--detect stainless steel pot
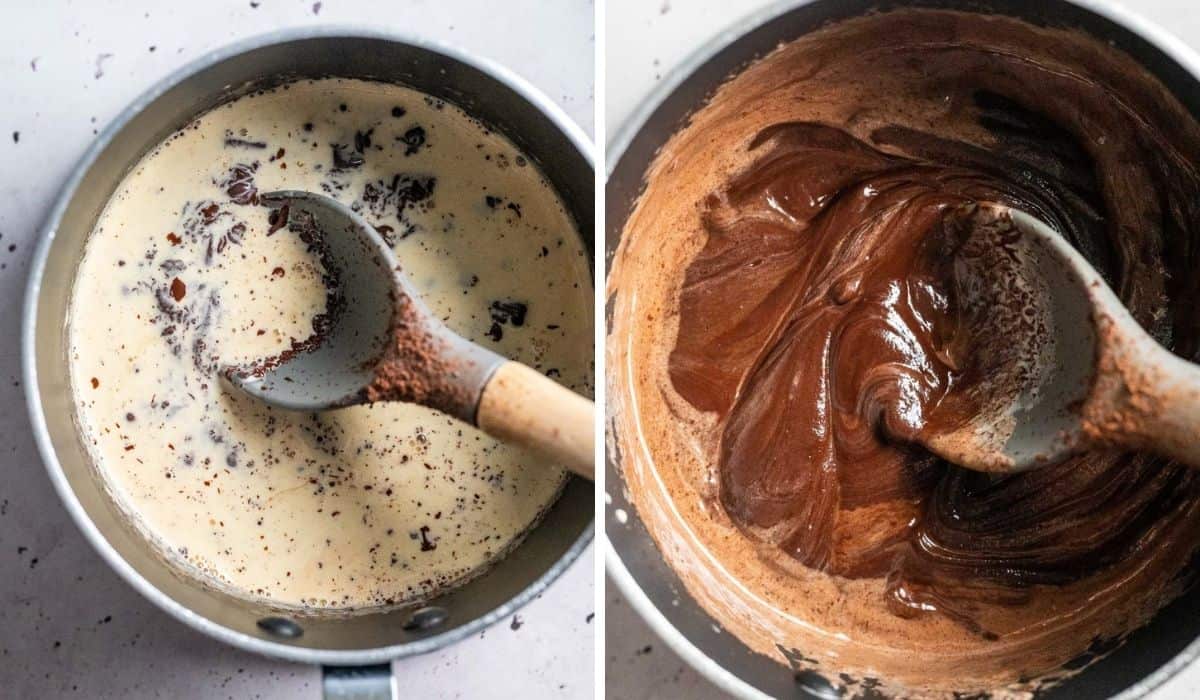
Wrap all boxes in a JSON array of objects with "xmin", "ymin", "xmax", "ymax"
[
  {"xmin": 605, "ymin": 1, "xmax": 1200, "ymax": 698},
  {"xmin": 23, "ymin": 27, "xmax": 594, "ymax": 700}
]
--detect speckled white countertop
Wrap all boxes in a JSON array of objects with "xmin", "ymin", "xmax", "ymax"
[
  {"xmin": 605, "ymin": 0, "xmax": 1200, "ymax": 698},
  {"xmin": 0, "ymin": 1, "xmax": 594, "ymax": 698}
]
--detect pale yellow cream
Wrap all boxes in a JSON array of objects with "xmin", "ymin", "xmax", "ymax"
[{"xmin": 69, "ymin": 79, "xmax": 592, "ymax": 610}]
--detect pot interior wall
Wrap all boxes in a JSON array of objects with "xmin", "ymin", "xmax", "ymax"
[
  {"xmin": 34, "ymin": 35, "xmax": 593, "ymax": 655},
  {"xmin": 605, "ymin": 1, "xmax": 1200, "ymax": 697}
]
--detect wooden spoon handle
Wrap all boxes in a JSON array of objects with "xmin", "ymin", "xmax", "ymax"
[
  {"xmin": 476, "ymin": 361, "xmax": 594, "ymax": 480},
  {"xmin": 1091, "ymin": 324, "xmax": 1200, "ymax": 467}
]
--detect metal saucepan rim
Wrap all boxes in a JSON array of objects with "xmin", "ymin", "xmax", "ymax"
[
  {"xmin": 24, "ymin": 23, "xmax": 595, "ymax": 666},
  {"xmin": 603, "ymin": 0, "xmax": 1200, "ymax": 697}
]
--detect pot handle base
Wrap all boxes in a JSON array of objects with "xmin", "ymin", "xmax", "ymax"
[{"xmin": 322, "ymin": 664, "xmax": 395, "ymax": 700}]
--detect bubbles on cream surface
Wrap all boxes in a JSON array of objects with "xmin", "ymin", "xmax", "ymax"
[{"xmin": 69, "ymin": 79, "xmax": 592, "ymax": 610}]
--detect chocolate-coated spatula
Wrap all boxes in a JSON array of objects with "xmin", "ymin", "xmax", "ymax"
[{"xmin": 922, "ymin": 203, "xmax": 1200, "ymax": 473}]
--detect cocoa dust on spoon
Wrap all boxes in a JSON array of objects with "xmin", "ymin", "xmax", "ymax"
[
  {"xmin": 228, "ymin": 201, "xmax": 471, "ymax": 419},
  {"xmin": 360, "ymin": 288, "xmax": 471, "ymax": 419}
]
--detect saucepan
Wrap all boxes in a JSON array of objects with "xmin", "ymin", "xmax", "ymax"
[
  {"xmin": 23, "ymin": 27, "xmax": 594, "ymax": 699},
  {"xmin": 605, "ymin": 0, "xmax": 1200, "ymax": 697}
]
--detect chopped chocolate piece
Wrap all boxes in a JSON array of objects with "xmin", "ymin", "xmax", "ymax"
[
  {"xmin": 169, "ymin": 277, "xmax": 187, "ymax": 302},
  {"xmin": 418, "ymin": 525, "xmax": 436, "ymax": 552},
  {"xmin": 354, "ymin": 129, "xmax": 374, "ymax": 153},
  {"xmin": 200, "ymin": 203, "xmax": 221, "ymax": 224},
  {"xmin": 398, "ymin": 126, "xmax": 426, "ymax": 156},
  {"xmin": 94, "ymin": 53, "xmax": 112, "ymax": 80},
  {"xmin": 489, "ymin": 300, "xmax": 528, "ymax": 327},
  {"xmin": 219, "ymin": 163, "xmax": 258, "ymax": 205},
  {"xmin": 332, "ymin": 143, "xmax": 364, "ymax": 169},
  {"xmin": 391, "ymin": 106, "xmax": 406, "ymax": 118},
  {"xmin": 223, "ymin": 137, "xmax": 267, "ymax": 149},
  {"xmin": 360, "ymin": 174, "xmax": 436, "ymax": 230},
  {"xmin": 267, "ymin": 205, "xmax": 290, "ymax": 236}
]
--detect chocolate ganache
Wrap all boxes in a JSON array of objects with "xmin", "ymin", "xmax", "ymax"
[
  {"xmin": 671, "ymin": 114, "xmax": 1197, "ymax": 633},
  {"xmin": 612, "ymin": 8, "xmax": 1200, "ymax": 695}
]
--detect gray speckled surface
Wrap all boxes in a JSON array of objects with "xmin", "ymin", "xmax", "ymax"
[
  {"xmin": 0, "ymin": 1, "xmax": 594, "ymax": 698},
  {"xmin": 604, "ymin": 0, "xmax": 1200, "ymax": 698}
]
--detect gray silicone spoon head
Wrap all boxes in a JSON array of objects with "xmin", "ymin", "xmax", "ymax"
[
  {"xmin": 922, "ymin": 205, "xmax": 1102, "ymax": 473},
  {"xmin": 923, "ymin": 203, "xmax": 1200, "ymax": 473},
  {"xmin": 221, "ymin": 190, "xmax": 503, "ymax": 422}
]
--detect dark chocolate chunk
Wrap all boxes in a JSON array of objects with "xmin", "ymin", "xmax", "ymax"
[
  {"xmin": 200, "ymin": 202, "xmax": 221, "ymax": 224},
  {"xmin": 223, "ymin": 137, "xmax": 267, "ymax": 149},
  {"xmin": 398, "ymin": 126, "xmax": 426, "ymax": 156},
  {"xmin": 418, "ymin": 525, "xmax": 436, "ymax": 552},
  {"xmin": 354, "ymin": 129, "xmax": 374, "ymax": 153},
  {"xmin": 489, "ymin": 300, "xmax": 528, "ymax": 327},
  {"xmin": 359, "ymin": 174, "xmax": 436, "ymax": 234},
  {"xmin": 267, "ymin": 204, "xmax": 290, "ymax": 236},
  {"xmin": 332, "ymin": 143, "xmax": 364, "ymax": 169},
  {"xmin": 220, "ymin": 163, "xmax": 258, "ymax": 205}
]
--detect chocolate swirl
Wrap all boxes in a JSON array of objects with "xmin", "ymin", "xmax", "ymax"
[{"xmin": 667, "ymin": 38, "xmax": 1200, "ymax": 634}]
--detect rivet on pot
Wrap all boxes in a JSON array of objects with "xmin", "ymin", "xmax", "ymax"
[
  {"xmin": 402, "ymin": 606, "xmax": 448, "ymax": 631},
  {"xmin": 793, "ymin": 670, "xmax": 840, "ymax": 699},
  {"xmin": 257, "ymin": 616, "xmax": 304, "ymax": 639}
]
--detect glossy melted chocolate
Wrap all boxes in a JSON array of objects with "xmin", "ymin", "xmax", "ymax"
[{"xmin": 614, "ymin": 8, "xmax": 1200, "ymax": 693}]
